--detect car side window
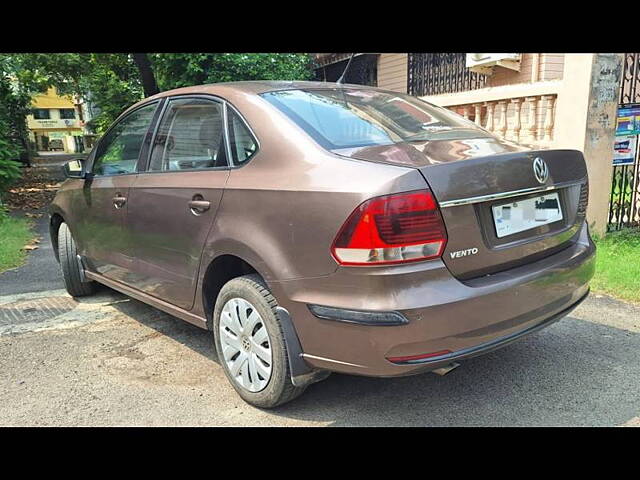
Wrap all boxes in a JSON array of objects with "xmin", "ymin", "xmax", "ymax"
[
  {"xmin": 92, "ymin": 102, "xmax": 157, "ymax": 176},
  {"xmin": 227, "ymin": 108, "xmax": 258, "ymax": 165},
  {"xmin": 149, "ymin": 98, "xmax": 228, "ymax": 171}
]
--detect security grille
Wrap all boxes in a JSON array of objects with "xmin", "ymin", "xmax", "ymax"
[
  {"xmin": 608, "ymin": 53, "xmax": 640, "ymax": 231},
  {"xmin": 407, "ymin": 53, "xmax": 488, "ymax": 96}
]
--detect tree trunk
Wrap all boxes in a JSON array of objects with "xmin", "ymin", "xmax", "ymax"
[{"xmin": 132, "ymin": 53, "xmax": 159, "ymax": 97}]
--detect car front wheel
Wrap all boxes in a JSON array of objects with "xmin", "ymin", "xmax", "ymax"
[{"xmin": 58, "ymin": 222, "xmax": 96, "ymax": 297}]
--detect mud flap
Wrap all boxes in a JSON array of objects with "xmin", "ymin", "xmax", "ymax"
[{"xmin": 275, "ymin": 306, "xmax": 330, "ymax": 388}]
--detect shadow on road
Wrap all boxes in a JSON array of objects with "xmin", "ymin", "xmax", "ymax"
[
  {"xmin": 103, "ymin": 288, "xmax": 640, "ymax": 426},
  {"xmin": 105, "ymin": 286, "xmax": 220, "ymax": 366}
]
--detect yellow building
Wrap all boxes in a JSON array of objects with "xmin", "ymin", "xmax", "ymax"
[{"xmin": 26, "ymin": 87, "xmax": 90, "ymax": 154}]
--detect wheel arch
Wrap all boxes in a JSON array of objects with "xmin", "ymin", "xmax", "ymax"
[{"xmin": 201, "ymin": 253, "xmax": 261, "ymax": 331}]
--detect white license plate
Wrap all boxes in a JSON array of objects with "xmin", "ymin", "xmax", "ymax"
[{"xmin": 492, "ymin": 192, "xmax": 563, "ymax": 238}]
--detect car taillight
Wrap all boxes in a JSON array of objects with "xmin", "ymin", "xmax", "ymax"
[{"xmin": 331, "ymin": 190, "xmax": 447, "ymax": 266}]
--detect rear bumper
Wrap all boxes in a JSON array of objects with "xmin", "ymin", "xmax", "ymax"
[
  {"xmin": 384, "ymin": 289, "xmax": 588, "ymax": 372},
  {"xmin": 269, "ymin": 222, "xmax": 596, "ymax": 377}
]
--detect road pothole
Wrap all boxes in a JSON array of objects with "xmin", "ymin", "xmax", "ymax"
[{"xmin": 0, "ymin": 296, "xmax": 79, "ymax": 325}]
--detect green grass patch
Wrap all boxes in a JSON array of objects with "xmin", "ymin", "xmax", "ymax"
[
  {"xmin": 592, "ymin": 229, "xmax": 640, "ymax": 303},
  {"xmin": 0, "ymin": 216, "xmax": 33, "ymax": 273}
]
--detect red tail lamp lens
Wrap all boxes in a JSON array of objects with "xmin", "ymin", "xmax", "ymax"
[{"xmin": 332, "ymin": 190, "xmax": 447, "ymax": 266}]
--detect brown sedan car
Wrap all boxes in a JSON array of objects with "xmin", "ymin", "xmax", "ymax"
[{"xmin": 50, "ymin": 81, "xmax": 595, "ymax": 407}]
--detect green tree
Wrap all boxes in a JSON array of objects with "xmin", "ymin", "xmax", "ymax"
[
  {"xmin": 5, "ymin": 53, "xmax": 314, "ymax": 137},
  {"xmin": 11, "ymin": 53, "xmax": 143, "ymax": 134},
  {"xmin": 81, "ymin": 54, "xmax": 144, "ymax": 133},
  {"xmin": 0, "ymin": 56, "xmax": 33, "ymax": 204},
  {"xmin": 151, "ymin": 53, "xmax": 313, "ymax": 91}
]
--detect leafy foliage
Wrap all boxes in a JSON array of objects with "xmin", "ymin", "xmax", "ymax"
[
  {"xmin": 81, "ymin": 54, "xmax": 144, "ymax": 133},
  {"xmin": 11, "ymin": 53, "xmax": 143, "ymax": 134},
  {"xmin": 151, "ymin": 53, "xmax": 314, "ymax": 90},
  {"xmin": 0, "ymin": 135, "xmax": 21, "ymax": 200},
  {"xmin": 0, "ymin": 59, "xmax": 29, "ymax": 204},
  {"xmin": 9, "ymin": 53, "xmax": 313, "ymax": 133},
  {"xmin": 8, "ymin": 53, "xmax": 314, "ymax": 136}
]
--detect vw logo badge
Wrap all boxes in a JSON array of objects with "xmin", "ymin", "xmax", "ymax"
[{"xmin": 533, "ymin": 157, "xmax": 549, "ymax": 184}]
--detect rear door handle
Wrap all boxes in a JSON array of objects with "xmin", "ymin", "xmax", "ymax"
[
  {"xmin": 113, "ymin": 195, "xmax": 127, "ymax": 209},
  {"xmin": 188, "ymin": 199, "xmax": 211, "ymax": 215}
]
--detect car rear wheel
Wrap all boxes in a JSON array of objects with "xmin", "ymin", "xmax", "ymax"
[
  {"xmin": 213, "ymin": 274, "xmax": 306, "ymax": 408},
  {"xmin": 58, "ymin": 222, "xmax": 96, "ymax": 297}
]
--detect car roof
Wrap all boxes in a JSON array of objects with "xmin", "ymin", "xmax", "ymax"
[
  {"xmin": 150, "ymin": 80, "xmax": 376, "ymax": 97},
  {"xmin": 120, "ymin": 81, "xmax": 389, "ymax": 122}
]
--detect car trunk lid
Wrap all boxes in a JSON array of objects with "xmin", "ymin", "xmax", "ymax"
[{"xmin": 334, "ymin": 139, "xmax": 589, "ymax": 279}]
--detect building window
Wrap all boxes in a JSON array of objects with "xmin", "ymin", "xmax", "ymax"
[
  {"xmin": 59, "ymin": 109, "xmax": 76, "ymax": 119},
  {"xmin": 314, "ymin": 54, "xmax": 379, "ymax": 87},
  {"xmin": 32, "ymin": 109, "xmax": 50, "ymax": 120}
]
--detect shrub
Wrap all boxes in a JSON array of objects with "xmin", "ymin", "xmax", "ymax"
[{"xmin": 0, "ymin": 131, "xmax": 21, "ymax": 218}]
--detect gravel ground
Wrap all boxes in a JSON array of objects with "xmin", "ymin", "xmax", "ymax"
[{"xmin": 0, "ymin": 286, "xmax": 638, "ymax": 426}]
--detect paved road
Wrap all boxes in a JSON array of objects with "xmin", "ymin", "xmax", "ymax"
[
  {"xmin": 1, "ymin": 182, "xmax": 638, "ymax": 425},
  {"xmin": 0, "ymin": 283, "xmax": 639, "ymax": 426}
]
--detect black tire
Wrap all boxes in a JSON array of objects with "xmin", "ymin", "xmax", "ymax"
[
  {"xmin": 213, "ymin": 274, "xmax": 306, "ymax": 408},
  {"xmin": 58, "ymin": 222, "xmax": 96, "ymax": 297}
]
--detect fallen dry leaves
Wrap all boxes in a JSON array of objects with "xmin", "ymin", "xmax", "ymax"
[
  {"xmin": 6, "ymin": 168, "xmax": 62, "ymax": 212},
  {"xmin": 22, "ymin": 236, "xmax": 41, "ymax": 251}
]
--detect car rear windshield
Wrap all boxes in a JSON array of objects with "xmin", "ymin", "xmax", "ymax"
[{"xmin": 260, "ymin": 88, "xmax": 491, "ymax": 150}]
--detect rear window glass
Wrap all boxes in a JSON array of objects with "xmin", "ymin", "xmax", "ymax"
[{"xmin": 260, "ymin": 88, "xmax": 490, "ymax": 150}]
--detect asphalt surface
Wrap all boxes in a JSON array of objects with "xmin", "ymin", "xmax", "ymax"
[
  {"xmin": 1, "ymin": 185, "xmax": 639, "ymax": 425},
  {"xmin": 0, "ymin": 283, "xmax": 639, "ymax": 426}
]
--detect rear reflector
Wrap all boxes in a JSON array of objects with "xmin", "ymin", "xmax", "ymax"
[
  {"xmin": 387, "ymin": 350, "xmax": 452, "ymax": 364},
  {"xmin": 332, "ymin": 190, "xmax": 447, "ymax": 265}
]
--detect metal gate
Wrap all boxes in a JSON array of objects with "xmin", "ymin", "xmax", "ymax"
[{"xmin": 608, "ymin": 53, "xmax": 640, "ymax": 231}]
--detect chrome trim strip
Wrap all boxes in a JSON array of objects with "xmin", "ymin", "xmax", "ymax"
[
  {"xmin": 438, "ymin": 181, "xmax": 583, "ymax": 208},
  {"xmin": 301, "ymin": 353, "xmax": 366, "ymax": 369}
]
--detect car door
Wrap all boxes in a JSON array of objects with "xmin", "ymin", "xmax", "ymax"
[
  {"xmin": 76, "ymin": 101, "xmax": 160, "ymax": 283},
  {"xmin": 125, "ymin": 96, "xmax": 231, "ymax": 310}
]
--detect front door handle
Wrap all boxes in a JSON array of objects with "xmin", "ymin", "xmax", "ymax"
[
  {"xmin": 113, "ymin": 195, "xmax": 127, "ymax": 209},
  {"xmin": 188, "ymin": 198, "xmax": 211, "ymax": 215}
]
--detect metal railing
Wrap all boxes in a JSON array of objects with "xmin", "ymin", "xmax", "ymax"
[
  {"xmin": 608, "ymin": 156, "xmax": 640, "ymax": 231},
  {"xmin": 407, "ymin": 53, "xmax": 488, "ymax": 96},
  {"xmin": 608, "ymin": 53, "xmax": 640, "ymax": 230}
]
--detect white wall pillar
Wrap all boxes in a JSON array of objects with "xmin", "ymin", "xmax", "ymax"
[{"xmin": 553, "ymin": 53, "xmax": 623, "ymax": 235}]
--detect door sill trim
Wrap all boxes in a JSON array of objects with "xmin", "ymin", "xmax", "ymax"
[{"xmin": 85, "ymin": 271, "xmax": 208, "ymax": 330}]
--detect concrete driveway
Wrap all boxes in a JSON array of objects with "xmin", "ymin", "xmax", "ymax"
[{"xmin": 1, "ymin": 277, "xmax": 639, "ymax": 425}]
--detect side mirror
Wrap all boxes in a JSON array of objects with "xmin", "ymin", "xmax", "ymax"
[{"xmin": 63, "ymin": 159, "xmax": 87, "ymax": 179}]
